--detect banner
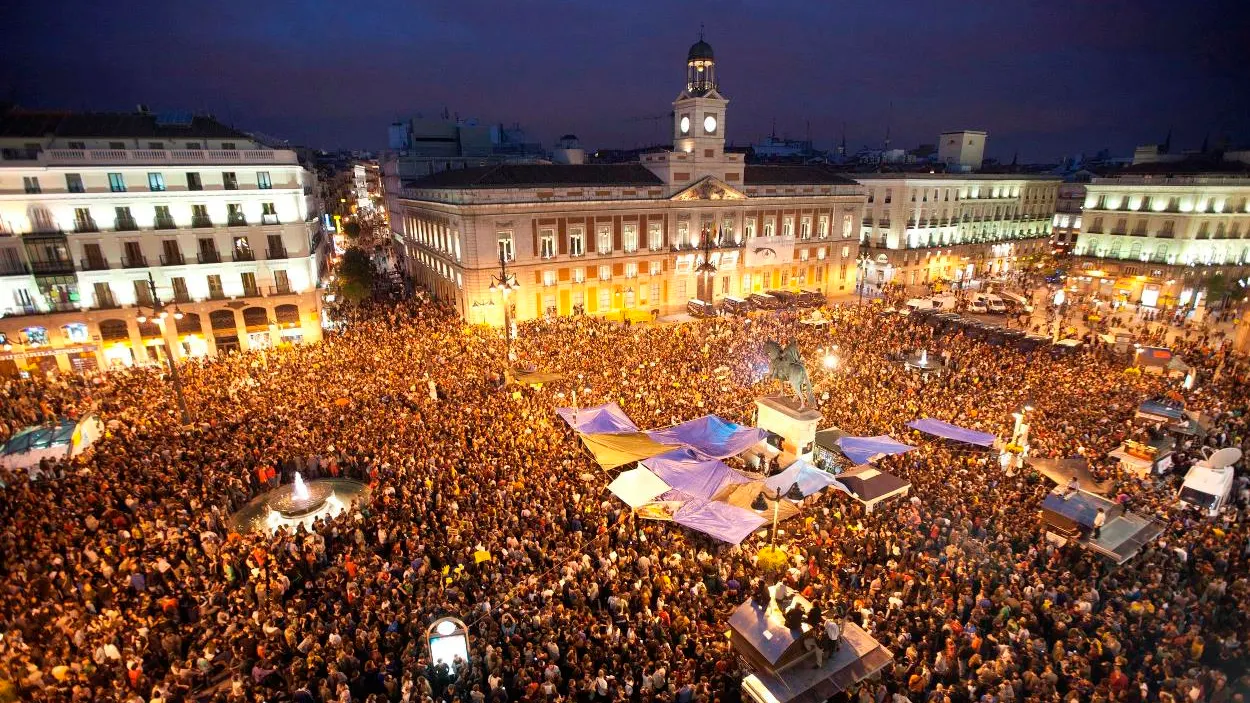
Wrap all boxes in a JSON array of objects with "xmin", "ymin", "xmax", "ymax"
[{"xmin": 744, "ymin": 235, "xmax": 795, "ymax": 268}]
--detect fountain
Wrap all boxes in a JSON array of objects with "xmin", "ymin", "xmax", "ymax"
[
  {"xmin": 293, "ymin": 471, "xmax": 309, "ymax": 502},
  {"xmin": 224, "ymin": 471, "xmax": 369, "ymax": 534},
  {"xmin": 919, "ymin": 349, "xmax": 928, "ymax": 366}
]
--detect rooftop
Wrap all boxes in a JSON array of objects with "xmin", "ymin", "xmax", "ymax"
[
  {"xmin": 0, "ymin": 109, "xmax": 251, "ymax": 140},
  {"xmin": 405, "ymin": 163, "xmax": 664, "ymax": 189},
  {"xmin": 743, "ymin": 165, "xmax": 860, "ymax": 186}
]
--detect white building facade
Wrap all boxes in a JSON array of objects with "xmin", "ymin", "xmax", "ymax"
[
  {"xmin": 0, "ymin": 111, "xmax": 326, "ymax": 375},
  {"xmin": 1070, "ymin": 173, "xmax": 1250, "ymax": 307},
  {"xmin": 854, "ymin": 173, "xmax": 1060, "ymax": 290},
  {"xmin": 388, "ymin": 39, "xmax": 867, "ymax": 325}
]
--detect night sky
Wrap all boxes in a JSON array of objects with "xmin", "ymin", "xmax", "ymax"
[{"xmin": 5, "ymin": 0, "xmax": 1248, "ymax": 162}]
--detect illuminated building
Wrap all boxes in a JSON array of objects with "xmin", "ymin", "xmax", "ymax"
[
  {"xmin": 389, "ymin": 38, "xmax": 867, "ymax": 324},
  {"xmin": 0, "ymin": 109, "xmax": 327, "ymax": 375}
]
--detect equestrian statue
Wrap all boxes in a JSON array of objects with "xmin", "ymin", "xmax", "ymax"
[{"xmin": 764, "ymin": 339, "xmax": 815, "ymax": 407}]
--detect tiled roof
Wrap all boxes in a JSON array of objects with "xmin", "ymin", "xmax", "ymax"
[
  {"xmin": 0, "ymin": 110, "xmax": 250, "ymax": 140},
  {"xmin": 743, "ymin": 165, "xmax": 859, "ymax": 186},
  {"xmin": 406, "ymin": 164, "xmax": 665, "ymax": 189}
]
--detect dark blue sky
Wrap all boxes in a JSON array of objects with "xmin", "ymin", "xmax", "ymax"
[{"xmin": 5, "ymin": 0, "xmax": 1248, "ymax": 161}]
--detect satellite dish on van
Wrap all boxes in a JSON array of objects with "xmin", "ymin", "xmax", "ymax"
[{"xmin": 1206, "ymin": 447, "xmax": 1242, "ymax": 469}]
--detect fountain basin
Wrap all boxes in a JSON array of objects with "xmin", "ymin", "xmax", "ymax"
[{"xmin": 228, "ymin": 478, "xmax": 369, "ymax": 534}]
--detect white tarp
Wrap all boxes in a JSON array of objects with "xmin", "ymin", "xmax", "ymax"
[{"xmin": 607, "ymin": 467, "xmax": 672, "ymax": 508}]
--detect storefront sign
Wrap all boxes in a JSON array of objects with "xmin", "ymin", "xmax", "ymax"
[{"xmin": 0, "ymin": 344, "xmax": 97, "ymax": 361}]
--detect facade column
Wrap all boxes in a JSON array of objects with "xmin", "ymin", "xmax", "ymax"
[{"xmin": 126, "ymin": 321, "xmax": 147, "ymax": 366}]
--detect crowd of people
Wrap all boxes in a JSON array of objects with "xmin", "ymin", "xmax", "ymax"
[{"xmin": 0, "ymin": 289, "xmax": 1247, "ymax": 703}]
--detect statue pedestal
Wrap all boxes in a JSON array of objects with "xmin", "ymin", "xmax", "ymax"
[{"xmin": 755, "ymin": 396, "xmax": 822, "ymax": 463}]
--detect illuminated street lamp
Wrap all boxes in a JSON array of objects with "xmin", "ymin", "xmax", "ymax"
[
  {"xmin": 1051, "ymin": 288, "xmax": 1067, "ymax": 342},
  {"xmin": 751, "ymin": 482, "xmax": 805, "ymax": 545},
  {"xmin": 134, "ymin": 272, "xmax": 191, "ymax": 425},
  {"xmin": 856, "ymin": 253, "xmax": 871, "ymax": 305},
  {"xmin": 488, "ymin": 252, "xmax": 519, "ymax": 372}
]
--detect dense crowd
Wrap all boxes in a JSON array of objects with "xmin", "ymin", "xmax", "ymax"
[{"xmin": 0, "ymin": 291, "xmax": 1247, "ymax": 703}]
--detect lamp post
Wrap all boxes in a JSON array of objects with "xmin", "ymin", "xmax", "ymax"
[
  {"xmin": 695, "ymin": 225, "xmax": 718, "ymax": 305},
  {"xmin": 751, "ymin": 482, "xmax": 805, "ymax": 546},
  {"xmin": 1051, "ymin": 288, "xmax": 1066, "ymax": 342},
  {"xmin": 135, "ymin": 272, "xmax": 192, "ymax": 425},
  {"xmin": 488, "ymin": 252, "xmax": 519, "ymax": 375},
  {"xmin": 856, "ymin": 253, "xmax": 870, "ymax": 305}
]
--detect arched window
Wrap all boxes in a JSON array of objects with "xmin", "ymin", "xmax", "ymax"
[
  {"xmin": 274, "ymin": 304, "xmax": 299, "ymax": 326},
  {"xmin": 242, "ymin": 307, "xmax": 269, "ymax": 330},
  {"xmin": 209, "ymin": 310, "xmax": 238, "ymax": 331},
  {"xmin": 175, "ymin": 312, "xmax": 202, "ymax": 335},
  {"xmin": 99, "ymin": 319, "xmax": 130, "ymax": 342}
]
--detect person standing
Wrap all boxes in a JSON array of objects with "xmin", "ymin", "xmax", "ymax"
[{"xmin": 1093, "ymin": 508, "xmax": 1106, "ymax": 539}]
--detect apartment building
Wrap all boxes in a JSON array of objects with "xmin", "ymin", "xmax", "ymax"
[{"xmin": 0, "ymin": 110, "xmax": 327, "ymax": 375}]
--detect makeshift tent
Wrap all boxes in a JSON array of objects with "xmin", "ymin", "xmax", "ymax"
[
  {"xmin": 836, "ymin": 466, "xmax": 911, "ymax": 513},
  {"xmin": 556, "ymin": 403, "xmax": 640, "ymax": 434},
  {"xmin": 578, "ymin": 432, "xmax": 680, "ymax": 470},
  {"xmin": 715, "ymin": 481, "xmax": 804, "ymax": 522},
  {"xmin": 836, "ymin": 435, "xmax": 916, "ymax": 465},
  {"xmin": 673, "ymin": 498, "xmax": 768, "ymax": 545},
  {"xmin": 647, "ymin": 415, "xmax": 768, "ymax": 460},
  {"xmin": 906, "ymin": 418, "xmax": 996, "ymax": 447},
  {"xmin": 508, "ymin": 368, "xmax": 565, "ymax": 386},
  {"xmin": 641, "ymin": 448, "xmax": 754, "ymax": 501},
  {"xmin": 763, "ymin": 459, "xmax": 847, "ymax": 498},
  {"xmin": 607, "ymin": 467, "xmax": 672, "ymax": 508},
  {"xmin": 1026, "ymin": 456, "xmax": 1111, "ymax": 495},
  {"xmin": 0, "ymin": 414, "xmax": 104, "ymax": 473},
  {"xmin": 1136, "ymin": 398, "xmax": 1185, "ymax": 422}
]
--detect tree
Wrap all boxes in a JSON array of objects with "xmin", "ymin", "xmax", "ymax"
[
  {"xmin": 336, "ymin": 248, "xmax": 374, "ymax": 304},
  {"xmin": 1204, "ymin": 273, "xmax": 1229, "ymax": 308},
  {"xmin": 342, "ymin": 220, "xmax": 362, "ymax": 240}
]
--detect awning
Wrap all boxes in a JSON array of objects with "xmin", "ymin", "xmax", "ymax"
[
  {"xmin": 836, "ymin": 435, "xmax": 916, "ymax": 465},
  {"xmin": 673, "ymin": 498, "xmax": 768, "ymax": 545},
  {"xmin": 578, "ymin": 432, "xmax": 680, "ymax": 470},
  {"xmin": 715, "ymin": 481, "xmax": 804, "ymax": 522},
  {"xmin": 1026, "ymin": 456, "xmax": 1111, "ymax": 495},
  {"xmin": 647, "ymin": 415, "xmax": 767, "ymax": 460},
  {"xmin": 607, "ymin": 467, "xmax": 672, "ymax": 508},
  {"xmin": 837, "ymin": 466, "xmax": 911, "ymax": 503},
  {"xmin": 641, "ymin": 448, "xmax": 753, "ymax": 501},
  {"xmin": 763, "ymin": 459, "xmax": 848, "ymax": 498},
  {"xmin": 906, "ymin": 418, "xmax": 996, "ymax": 447},
  {"xmin": 556, "ymin": 402, "xmax": 640, "ymax": 434}
]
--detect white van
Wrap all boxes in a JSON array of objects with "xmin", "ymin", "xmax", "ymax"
[
  {"xmin": 905, "ymin": 298, "xmax": 940, "ymax": 314},
  {"xmin": 967, "ymin": 296, "xmax": 988, "ymax": 313},
  {"xmin": 984, "ymin": 294, "xmax": 1007, "ymax": 314},
  {"xmin": 929, "ymin": 295, "xmax": 957, "ymax": 311},
  {"xmin": 1177, "ymin": 448, "xmax": 1240, "ymax": 517}
]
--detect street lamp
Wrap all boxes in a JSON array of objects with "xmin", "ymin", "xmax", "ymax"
[
  {"xmin": 751, "ymin": 482, "xmax": 805, "ymax": 545},
  {"xmin": 135, "ymin": 272, "xmax": 191, "ymax": 425},
  {"xmin": 695, "ymin": 225, "xmax": 718, "ymax": 304},
  {"xmin": 1051, "ymin": 288, "xmax": 1066, "ymax": 342},
  {"xmin": 856, "ymin": 253, "xmax": 871, "ymax": 305},
  {"xmin": 488, "ymin": 252, "xmax": 519, "ymax": 373}
]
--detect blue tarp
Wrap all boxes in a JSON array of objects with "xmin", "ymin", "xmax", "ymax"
[
  {"xmin": 556, "ymin": 403, "xmax": 640, "ymax": 434},
  {"xmin": 647, "ymin": 415, "xmax": 768, "ymax": 460},
  {"xmin": 642, "ymin": 448, "xmax": 754, "ymax": 500},
  {"xmin": 906, "ymin": 418, "xmax": 997, "ymax": 447},
  {"xmin": 763, "ymin": 459, "xmax": 847, "ymax": 498},
  {"xmin": 836, "ymin": 435, "xmax": 917, "ymax": 465},
  {"xmin": 673, "ymin": 498, "xmax": 768, "ymax": 545}
]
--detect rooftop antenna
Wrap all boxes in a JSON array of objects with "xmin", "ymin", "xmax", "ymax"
[
  {"xmin": 699, "ymin": 22, "xmax": 705, "ymax": 41},
  {"xmin": 839, "ymin": 122, "xmax": 847, "ymax": 158},
  {"xmin": 770, "ymin": 117, "xmax": 777, "ymax": 141}
]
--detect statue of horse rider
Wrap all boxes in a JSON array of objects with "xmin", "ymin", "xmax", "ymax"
[{"xmin": 764, "ymin": 339, "xmax": 815, "ymax": 407}]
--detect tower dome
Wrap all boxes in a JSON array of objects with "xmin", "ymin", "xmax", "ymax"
[
  {"xmin": 687, "ymin": 39, "xmax": 714, "ymax": 62},
  {"xmin": 685, "ymin": 34, "xmax": 717, "ymax": 96}
]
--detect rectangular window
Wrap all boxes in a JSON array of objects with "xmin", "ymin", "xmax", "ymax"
[
  {"xmin": 23, "ymin": 176, "xmax": 40, "ymax": 194},
  {"xmin": 649, "ymin": 261, "xmax": 662, "ymax": 276},
  {"xmin": 161, "ymin": 239, "xmax": 181, "ymax": 265},
  {"xmin": 799, "ymin": 217, "xmax": 811, "ymax": 239},
  {"xmin": 66, "ymin": 173, "xmax": 84, "ymax": 193},
  {"xmin": 267, "ymin": 234, "xmax": 286, "ymax": 258},
  {"xmin": 227, "ymin": 204, "xmax": 246, "ymax": 226},
  {"xmin": 115, "ymin": 206, "xmax": 137, "ymax": 231},
  {"xmin": 497, "ymin": 232, "xmax": 514, "ymax": 262},
  {"xmin": 763, "ymin": 219, "xmax": 775, "ymax": 237},
  {"xmin": 256, "ymin": 171, "xmax": 272, "ymax": 189},
  {"xmin": 261, "ymin": 202, "xmax": 278, "ymax": 224},
  {"xmin": 148, "ymin": 142, "xmax": 163, "ymax": 149},
  {"xmin": 108, "ymin": 173, "xmax": 126, "ymax": 192},
  {"xmin": 240, "ymin": 272, "xmax": 259, "ymax": 297},
  {"xmin": 221, "ymin": 142, "xmax": 236, "ymax": 150},
  {"xmin": 569, "ymin": 227, "xmax": 585, "ymax": 257},
  {"xmin": 92, "ymin": 282, "xmax": 114, "ymax": 308},
  {"xmin": 623, "ymin": 224, "xmax": 638, "ymax": 253},
  {"xmin": 597, "ymin": 225, "xmax": 612, "ymax": 254},
  {"xmin": 154, "ymin": 205, "xmax": 174, "ymax": 229},
  {"xmin": 273, "ymin": 270, "xmax": 291, "ymax": 295},
  {"xmin": 187, "ymin": 172, "xmax": 203, "ymax": 191},
  {"xmin": 624, "ymin": 262, "xmax": 638, "ymax": 278},
  {"xmin": 598, "ymin": 287, "xmax": 611, "ymax": 310},
  {"xmin": 223, "ymin": 172, "xmax": 238, "ymax": 190},
  {"xmin": 67, "ymin": 141, "xmax": 85, "ymax": 149},
  {"xmin": 744, "ymin": 218, "xmax": 755, "ymax": 239},
  {"xmin": 782, "ymin": 217, "xmax": 793, "ymax": 237},
  {"xmin": 677, "ymin": 221, "xmax": 690, "ymax": 247},
  {"xmin": 572, "ymin": 267, "xmax": 585, "ymax": 283},
  {"xmin": 539, "ymin": 228, "xmax": 556, "ymax": 258},
  {"xmin": 133, "ymin": 279, "xmax": 153, "ymax": 306},
  {"xmin": 73, "ymin": 208, "xmax": 97, "ymax": 233},
  {"xmin": 171, "ymin": 277, "xmax": 190, "ymax": 303},
  {"xmin": 148, "ymin": 172, "xmax": 166, "ymax": 191},
  {"xmin": 648, "ymin": 222, "xmax": 663, "ymax": 251},
  {"xmin": 818, "ymin": 216, "xmax": 829, "ymax": 237},
  {"xmin": 598, "ymin": 264, "xmax": 611, "ymax": 281},
  {"xmin": 192, "ymin": 204, "xmax": 211, "ymax": 228},
  {"xmin": 542, "ymin": 270, "xmax": 557, "ymax": 286}
]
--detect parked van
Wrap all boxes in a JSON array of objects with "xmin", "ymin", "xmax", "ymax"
[
  {"xmin": 905, "ymin": 298, "xmax": 940, "ymax": 314},
  {"xmin": 929, "ymin": 295, "xmax": 958, "ymax": 311},
  {"xmin": 1177, "ymin": 448, "xmax": 1241, "ymax": 517},
  {"xmin": 967, "ymin": 296, "xmax": 988, "ymax": 313},
  {"xmin": 984, "ymin": 294, "xmax": 1007, "ymax": 314},
  {"xmin": 721, "ymin": 296, "xmax": 752, "ymax": 315},
  {"xmin": 748, "ymin": 292, "xmax": 783, "ymax": 310},
  {"xmin": 1000, "ymin": 291, "xmax": 1033, "ymax": 313}
]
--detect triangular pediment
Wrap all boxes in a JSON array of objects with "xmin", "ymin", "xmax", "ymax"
[
  {"xmin": 676, "ymin": 87, "xmax": 727, "ymax": 102},
  {"xmin": 671, "ymin": 176, "xmax": 746, "ymax": 201}
]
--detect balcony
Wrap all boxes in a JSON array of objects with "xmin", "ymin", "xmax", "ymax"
[
  {"xmin": 80, "ymin": 257, "xmax": 111, "ymax": 271},
  {"xmin": 268, "ymin": 284, "xmax": 293, "ymax": 296},
  {"xmin": 121, "ymin": 254, "xmax": 148, "ymax": 269},
  {"xmin": 92, "ymin": 293, "xmax": 119, "ymax": 310},
  {"xmin": 198, "ymin": 250, "xmax": 222, "ymax": 264},
  {"xmin": 47, "ymin": 301, "xmax": 79, "ymax": 313},
  {"xmin": 159, "ymin": 253, "xmax": 185, "ymax": 266},
  {"xmin": 241, "ymin": 284, "xmax": 261, "ymax": 298},
  {"xmin": 27, "ymin": 148, "xmax": 299, "ymax": 166},
  {"xmin": 0, "ymin": 260, "xmax": 29, "ymax": 276},
  {"xmin": 266, "ymin": 247, "xmax": 288, "ymax": 259},
  {"xmin": 206, "ymin": 288, "xmax": 227, "ymax": 300},
  {"xmin": 154, "ymin": 217, "xmax": 177, "ymax": 230},
  {"xmin": 115, "ymin": 218, "xmax": 139, "ymax": 232},
  {"xmin": 74, "ymin": 221, "xmax": 99, "ymax": 233},
  {"xmin": 227, "ymin": 215, "xmax": 248, "ymax": 227},
  {"xmin": 232, "ymin": 248, "xmax": 256, "ymax": 262},
  {"xmin": 191, "ymin": 217, "xmax": 213, "ymax": 229},
  {"xmin": 261, "ymin": 214, "xmax": 280, "ymax": 225},
  {"xmin": 29, "ymin": 259, "xmax": 75, "ymax": 275}
]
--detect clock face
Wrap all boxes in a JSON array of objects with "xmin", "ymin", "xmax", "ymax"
[
  {"xmin": 679, "ymin": 116, "xmax": 691, "ymax": 134},
  {"xmin": 704, "ymin": 114, "xmax": 717, "ymax": 134}
]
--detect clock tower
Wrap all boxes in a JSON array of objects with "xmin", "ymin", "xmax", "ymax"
[{"xmin": 673, "ymin": 35, "xmax": 728, "ymax": 157}]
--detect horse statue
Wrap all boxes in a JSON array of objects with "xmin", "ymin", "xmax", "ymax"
[{"xmin": 764, "ymin": 339, "xmax": 815, "ymax": 407}]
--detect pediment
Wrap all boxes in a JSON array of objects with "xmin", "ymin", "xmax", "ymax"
[{"xmin": 671, "ymin": 176, "xmax": 746, "ymax": 202}]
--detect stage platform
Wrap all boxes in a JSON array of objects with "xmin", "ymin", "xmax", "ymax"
[
  {"xmin": 741, "ymin": 622, "xmax": 892, "ymax": 703},
  {"xmin": 1040, "ymin": 489, "xmax": 1164, "ymax": 564}
]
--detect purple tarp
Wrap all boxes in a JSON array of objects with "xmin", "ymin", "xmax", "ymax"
[
  {"xmin": 673, "ymin": 498, "xmax": 768, "ymax": 545},
  {"xmin": 906, "ymin": 418, "xmax": 996, "ymax": 447},
  {"xmin": 642, "ymin": 448, "xmax": 754, "ymax": 500},
  {"xmin": 836, "ymin": 435, "xmax": 917, "ymax": 465},
  {"xmin": 647, "ymin": 415, "xmax": 768, "ymax": 460},
  {"xmin": 556, "ymin": 403, "xmax": 639, "ymax": 434},
  {"xmin": 763, "ymin": 459, "xmax": 847, "ymax": 498}
]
